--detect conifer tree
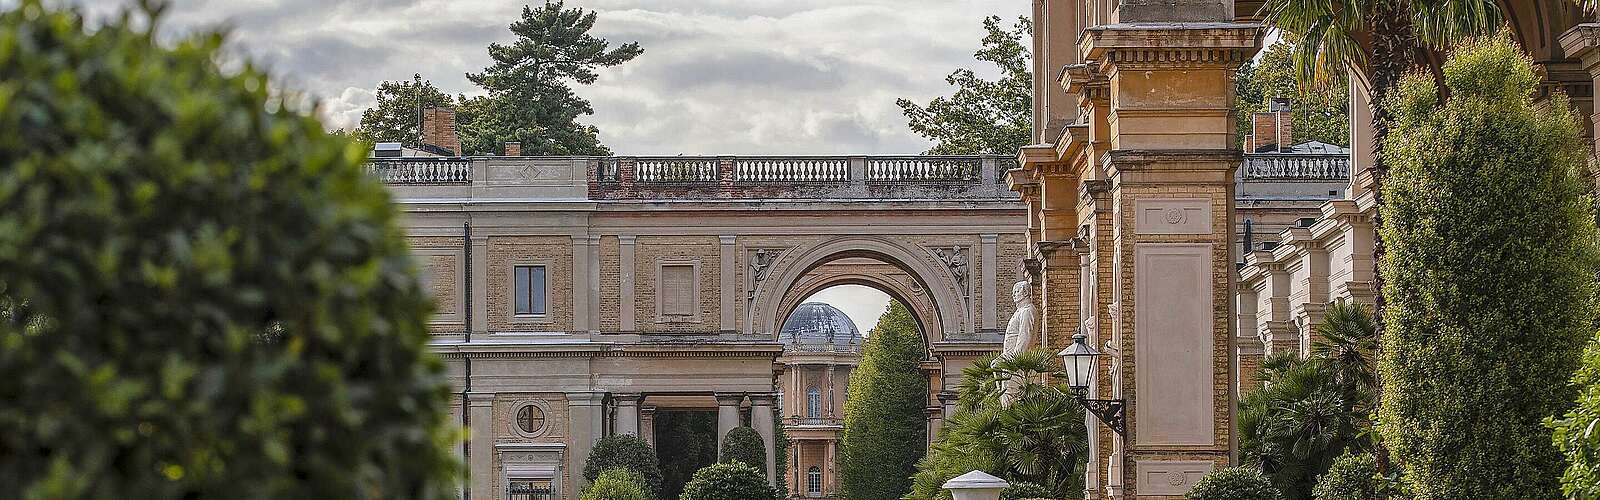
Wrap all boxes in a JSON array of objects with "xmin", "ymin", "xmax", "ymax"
[{"xmin": 838, "ymin": 302, "xmax": 928, "ymax": 500}]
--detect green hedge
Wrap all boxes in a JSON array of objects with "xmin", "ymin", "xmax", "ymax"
[
  {"xmin": 678, "ymin": 462, "xmax": 777, "ymax": 500},
  {"xmin": 1378, "ymin": 30, "xmax": 1596, "ymax": 499},
  {"xmin": 585, "ymin": 435, "xmax": 663, "ymax": 497},
  {"xmin": 0, "ymin": 1, "xmax": 458, "ymax": 497},
  {"xmin": 719, "ymin": 426, "xmax": 765, "ymax": 469},
  {"xmin": 583, "ymin": 468, "xmax": 650, "ymax": 500},
  {"xmin": 1187, "ymin": 467, "xmax": 1281, "ymax": 500},
  {"xmin": 1311, "ymin": 454, "xmax": 1375, "ymax": 500}
]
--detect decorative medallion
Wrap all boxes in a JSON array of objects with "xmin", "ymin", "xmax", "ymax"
[
  {"xmin": 518, "ymin": 165, "xmax": 545, "ymax": 181},
  {"xmin": 1163, "ymin": 208, "xmax": 1187, "ymax": 225},
  {"xmin": 1168, "ymin": 475, "xmax": 1186, "ymax": 487}
]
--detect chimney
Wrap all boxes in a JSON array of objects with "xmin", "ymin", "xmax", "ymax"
[
  {"xmin": 1250, "ymin": 97, "xmax": 1293, "ymax": 152},
  {"xmin": 504, "ymin": 141, "xmax": 522, "ymax": 156},
  {"xmin": 419, "ymin": 107, "xmax": 460, "ymax": 156}
]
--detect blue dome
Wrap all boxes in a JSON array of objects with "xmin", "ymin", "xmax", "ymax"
[{"xmin": 779, "ymin": 302, "xmax": 861, "ymax": 349}]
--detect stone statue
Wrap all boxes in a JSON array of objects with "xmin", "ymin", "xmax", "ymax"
[{"xmin": 996, "ymin": 281, "xmax": 1036, "ymax": 405}]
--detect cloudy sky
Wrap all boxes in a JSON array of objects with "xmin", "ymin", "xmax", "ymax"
[
  {"xmin": 78, "ymin": 0, "xmax": 1029, "ymax": 156},
  {"xmin": 72, "ymin": 0, "xmax": 1029, "ymax": 331}
]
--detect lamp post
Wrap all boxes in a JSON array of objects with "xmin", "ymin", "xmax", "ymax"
[{"xmin": 1059, "ymin": 329, "xmax": 1126, "ymax": 436}]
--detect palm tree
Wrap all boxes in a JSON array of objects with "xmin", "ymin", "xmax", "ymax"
[
  {"xmin": 1311, "ymin": 301, "xmax": 1378, "ymax": 394},
  {"xmin": 1241, "ymin": 354, "xmax": 1371, "ymax": 499}
]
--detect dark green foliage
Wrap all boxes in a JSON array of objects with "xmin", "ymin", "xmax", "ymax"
[
  {"xmin": 678, "ymin": 462, "xmax": 778, "ymax": 500},
  {"xmin": 1311, "ymin": 454, "xmax": 1376, "ymax": 500},
  {"xmin": 1240, "ymin": 303, "xmax": 1375, "ymax": 499},
  {"xmin": 0, "ymin": 1, "xmax": 459, "ymax": 498},
  {"xmin": 907, "ymin": 350, "xmax": 1087, "ymax": 500},
  {"xmin": 897, "ymin": 16, "xmax": 1031, "ymax": 155},
  {"xmin": 583, "ymin": 468, "xmax": 649, "ymax": 500},
  {"xmin": 774, "ymin": 416, "xmax": 790, "ymax": 499},
  {"xmin": 1552, "ymin": 334, "xmax": 1600, "ymax": 498},
  {"xmin": 719, "ymin": 427, "xmax": 765, "ymax": 469},
  {"xmin": 1233, "ymin": 40, "xmax": 1350, "ymax": 149},
  {"xmin": 1187, "ymin": 467, "xmax": 1283, "ymax": 500},
  {"xmin": 840, "ymin": 302, "xmax": 929, "ymax": 500},
  {"xmin": 656, "ymin": 411, "xmax": 718, "ymax": 500},
  {"xmin": 586, "ymin": 435, "xmax": 663, "ymax": 497},
  {"xmin": 1379, "ymin": 31, "xmax": 1597, "ymax": 498},
  {"xmin": 1000, "ymin": 481, "xmax": 1050, "ymax": 500},
  {"xmin": 353, "ymin": 74, "xmax": 455, "ymax": 146},
  {"xmin": 458, "ymin": 0, "xmax": 642, "ymax": 156}
]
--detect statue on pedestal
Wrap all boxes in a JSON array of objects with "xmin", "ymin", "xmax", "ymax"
[{"xmin": 996, "ymin": 281, "xmax": 1036, "ymax": 405}]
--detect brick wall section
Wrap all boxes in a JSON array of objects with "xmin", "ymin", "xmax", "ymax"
[
  {"xmin": 485, "ymin": 236, "xmax": 574, "ymax": 332},
  {"xmin": 491, "ymin": 394, "xmax": 569, "ymax": 499},
  {"xmin": 635, "ymin": 235, "xmax": 721, "ymax": 333},
  {"xmin": 411, "ymin": 236, "xmax": 465, "ymax": 333},
  {"xmin": 420, "ymin": 107, "xmax": 460, "ymax": 155}
]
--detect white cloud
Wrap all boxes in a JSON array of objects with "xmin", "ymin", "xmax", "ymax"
[{"xmin": 70, "ymin": 0, "xmax": 1028, "ymax": 154}]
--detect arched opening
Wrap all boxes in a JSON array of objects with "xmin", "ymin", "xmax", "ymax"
[{"xmin": 776, "ymin": 283, "xmax": 926, "ymax": 499}]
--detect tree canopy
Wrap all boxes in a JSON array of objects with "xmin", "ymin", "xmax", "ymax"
[
  {"xmin": 897, "ymin": 15, "xmax": 1032, "ymax": 156},
  {"xmin": 0, "ymin": 1, "xmax": 459, "ymax": 497},
  {"xmin": 355, "ymin": 1, "xmax": 641, "ymax": 156},
  {"xmin": 1234, "ymin": 40, "xmax": 1350, "ymax": 148}
]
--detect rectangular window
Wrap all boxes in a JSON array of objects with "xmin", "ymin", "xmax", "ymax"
[
  {"xmin": 513, "ymin": 265, "xmax": 547, "ymax": 316},
  {"xmin": 659, "ymin": 264, "xmax": 695, "ymax": 316}
]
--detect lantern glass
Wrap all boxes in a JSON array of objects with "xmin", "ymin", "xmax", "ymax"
[{"xmin": 1058, "ymin": 332, "xmax": 1099, "ymax": 391}]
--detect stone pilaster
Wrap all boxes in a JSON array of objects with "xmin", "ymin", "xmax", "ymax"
[
  {"xmin": 612, "ymin": 393, "xmax": 641, "ymax": 436},
  {"xmin": 749, "ymin": 392, "xmax": 778, "ymax": 484},
  {"xmin": 1085, "ymin": 21, "xmax": 1260, "ymax": 499},
  {"xmin": 619, "ymin": 235, "xmax": 637, "ymax": 331},
  {"xmin": 567, "ymin": 391, "xmax": 607, "ymax": 492},
  {"xmin": 640, "ymin": 405, "xmax": 657, "ymax": 447},
  {"xmin": 715, "ymin": 393, "xmax": 744, "ymax": 455},
  {"xmin": 466, "ymin": 392, "xmax": 496, "ymax": 500}
]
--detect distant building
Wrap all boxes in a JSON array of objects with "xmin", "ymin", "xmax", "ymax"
[{"xmin": 777, "ymin": 302, "xmax": 860, "ymax": 499}]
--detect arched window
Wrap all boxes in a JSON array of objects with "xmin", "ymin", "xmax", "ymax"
[
  {"xmin": 807, "ymin": 466, "xmax": 822, "ymax": 495},
  {"xmin": 806, "ymin": 387, "xmax": 821, "ymax": 418}
]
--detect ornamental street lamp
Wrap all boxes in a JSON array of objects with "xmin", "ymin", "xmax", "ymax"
[{"xmin": 1059, "ymin": 329, "xmax": 1126, "ymax": 437}]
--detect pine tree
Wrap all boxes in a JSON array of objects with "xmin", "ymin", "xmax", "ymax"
[
  {"xmin": 896, "ymin": 16, "xmax": 1032, "ymax": 156},
  {"xmin": 838, "ymin": 302, "xmax": 928, "ymax": 500}
]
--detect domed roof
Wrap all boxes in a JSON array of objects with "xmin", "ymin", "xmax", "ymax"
[{"xmin": 779, "ymin": 302, "xmax": 861, "ymax": 350}]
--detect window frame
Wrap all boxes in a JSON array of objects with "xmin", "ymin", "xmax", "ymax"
[
  {"xmin": 806, "ymin": 386, "xmax": 822, "ymax": 419},
  {"xmin": 806, "ymin": 466, "xmax": 823, "ymax": 495},
  {"xmin": 511, "ymin": 263, "xmax": 550, "ymax": 319}
]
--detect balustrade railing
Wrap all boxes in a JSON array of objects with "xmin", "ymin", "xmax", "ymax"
[
  {"xmin": 1241, "ymin": 154, "xmax": 1350, "ymax": 180},
  {"xmin": 736, "ymin": 157, "xmax": 849, "ymax": 182},
  {"xmin": 365, "ymin": 158, "xmax": 471, "ymax": 184},
  {"xmin": 866, "ymin": 156, "xmax": 981, "ymax": 181},
  {"xmin": 635, "ymin": 157, "xmax": 718, "ymax": 183},
  {"xmin": 597, "ymin": 158, "xmax": 621, "ymax": 183}
]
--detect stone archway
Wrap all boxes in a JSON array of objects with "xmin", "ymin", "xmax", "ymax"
[
  {"xmin": 774, "ymin": 257, "xmax": 939, "ymax": 344},
  {"xmin": 749, "ymin": 235, "xmax": 970, "ymax": 344}
]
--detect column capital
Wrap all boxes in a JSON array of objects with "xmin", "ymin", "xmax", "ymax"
[
  {"xmin": 746, "ymin": 393, "xmax": 778, "ymax": 406},
  {"xmin": 566, "ymin": 391, "xmax": 607, "ymax": 406},
  {"xmin": 936, "ymin": 390, "xmax": 960, "ymax": 404},
  {"xmin": 618, "ymin": 234, "xmax": 637, "ymax": 245},
  {"xmin": 719, "ymin": 235, "xmax": 737, "ymax": 245},
  {"xmin": 714, "ymin": 393, "xmax": 747, "ymax": 406},
  {"xmin": 612, "ymin": 393, "xmax": 642, "ymax": 405},
  {"xmin": 466, "ymin": 391, "xmax": 496, "ymax": 406}
]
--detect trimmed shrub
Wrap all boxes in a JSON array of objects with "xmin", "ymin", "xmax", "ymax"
[
  {"xmin": 585, "ymin": 435, "xmax": 663, "ymax": 497},
  {"xmin": 1552, "ymin": 335, "xmax": 1600, "ymax": 498},
  {"xmin": 0, "ymin": 2, "xmax": 458, "ymax": 498},
  {"xmin": 678, "ymin": 462, "xmax": 777, "ymax": 500},
  {"xmin": 1311, "ymin": 454, "xmax": 1375, "ymax": 500},
  {"xmin": 1187, "ymin": 467, "xmax": 1282, "ymax": 500},
  {"xmin": 840, "ymin": 302, "xmax": 929, "ymax": 500},
  {"xmin": 1378, "ymin": 30, "xmax": 1596, "ymax": 499},
  {"xmin": 583, "ymin": 468, "xmax": 649, "ymax": 500},
  {"xmin": 656, "ymin": 411, "xmax": 717, "ymax": 499},
  {"xmin": 719, "ymin": 426, "xmax": 766, "ymax": 469}
]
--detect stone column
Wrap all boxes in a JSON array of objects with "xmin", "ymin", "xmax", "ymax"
[
  {"xmin": 640, "ymin": 405, "xmax": 657, "ymax": 447},
  {"xmin": 466, "ymin": 392, "xmax": 495, "ymax": 500},
  {"xmin": 1083, "ymin": 20, "xmax": 1260, "ymax": 498},
  {"xmin": 825, "ymin": 439, "xmax": 837, "ymax": 495},
  {"xmin": 613, "ymin": 393, "xmax": 642, "ymax": 436},
  {"xmin": 825, "ymin": 366, "xmax": 836, "ymax": 418},
  {"xmin": 715, "ymin": 393, "xmax": 744, "ymax": 455},
  {"xmin": 469, "ymin": 234, "xmax": 488, "ymax": 335},
  {"xmin": 567, "ymin": 392, "xmax": 607, "ymax": 492},
  {"xmin": 749, "ymin": 393, "xmax": 779, "ymax": 485},
  {"xmin": 1560, "ymin": 24, "xmax": 1600, "ymax": 153}
]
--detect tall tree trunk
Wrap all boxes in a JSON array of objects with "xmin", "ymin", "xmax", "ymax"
[{"xmin": 1365, "ymin": 0, "xmax": 1419, "ymax": 493}]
